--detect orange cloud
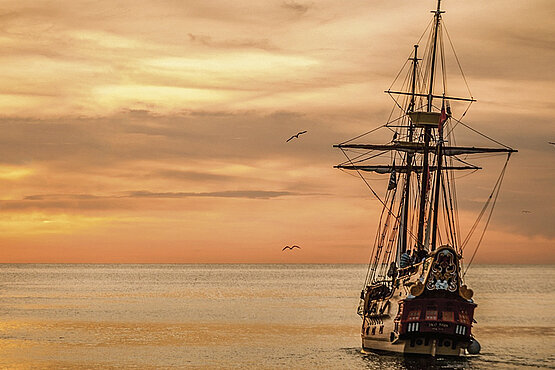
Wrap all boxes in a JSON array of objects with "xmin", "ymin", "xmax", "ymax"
[{"xmin": 0, "ymin": 0, "xmax": 552, "ymax": 263}]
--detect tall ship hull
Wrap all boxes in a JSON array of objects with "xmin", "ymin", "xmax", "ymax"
[
  {"xmin": 334, "ymin": 0, "xmax": 515, "ymax": 357},
  {"xmin": 360, "ymin": 247, "xmax": 476, "ymax": 356}
]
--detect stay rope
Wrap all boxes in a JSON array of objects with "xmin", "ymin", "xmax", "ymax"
[{"xmin": 463, "ymin": 153, "xmax": 512, "ymax": 276}]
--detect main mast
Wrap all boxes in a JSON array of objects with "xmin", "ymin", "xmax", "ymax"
[
  {"xmin": 400, "ymin": 44, "xmax": 419, "ymax": 254},
  {"xmin": 416, "ymin": 0, "xmax": 443, "ymax": 250}
]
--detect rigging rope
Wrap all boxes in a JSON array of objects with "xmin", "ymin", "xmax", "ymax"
[
  {"xmin": 463, "ymin": 153, "xmax": 512, "ymax": 276},
  {"xmin": 340, "ymin": 149, "xmax": 393, "ymax": 213},
  {"xmin": 445, "ymin": 101, "xmax": 473, "ymax": 138},
  {"xmin": 338, "ymin": 149, "xmax": 388, "ymax": 166},
  {"xmin": 370, "ymin": 186, "xmax": 399, "ymax": 283},
  {"xmin": 363, "ymin": 189, "xmax": 391, "ymax": 288},
  {"xmin": 339, "ymin": 124, "xmax": 387, "ymax": 145},
  {"xmin": 460, "ymin": 155, "xmax": 508, "ymax": 250},
  {"xmin": 441, "ymin": 171, "xmax": 457, "ymax": 247},
  {"xmin": 452, "ymin": 116, "xmax": 514, "ymax": 150},
  {"xmin": 443, "ymin": 22, "xmax": 473, "ymax": 98},
  {"xmin": 340, "ymin": 148, "xmax": 417, "ymax": 279},
  {"xmin": 388, "ymin": 17, "xmax": 434, "ymax": 91},
  {"xmin": 440, "ymin": 22, "xmax": 448, "ymax": 98}
]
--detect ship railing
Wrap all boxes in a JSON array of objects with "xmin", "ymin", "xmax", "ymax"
[{"xmin": 397, "ymin": 260, "xmax": 426, "ymax": 280}]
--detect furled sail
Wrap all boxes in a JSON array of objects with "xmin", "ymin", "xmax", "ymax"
[
  {"xmin": 334, "ymin": 165, "xmax": 480, "ymax": 173},
  {"xmin": 334, "ymin": 143, "xmax": 516, "ymax": 156}
]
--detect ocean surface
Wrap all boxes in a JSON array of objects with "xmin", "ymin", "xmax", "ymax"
[{"xmin": 0, "ymin": 264, "xmax": 553, "ymax": 369}]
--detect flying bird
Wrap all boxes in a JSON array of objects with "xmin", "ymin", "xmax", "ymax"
[
  {"xmin": 521, "ymin": 210, "xmax": 532, "ymax": 214},
  {"xmin": 549, "ymin": 142, "xmax": 555, "ymax": 146},
  {"xmin": 282, "ymin": 245, "xmax": 301, "ymax": 251},
  {"xmin": 286, "ymin": 130, "xmax": 307, "ymax": 142}
]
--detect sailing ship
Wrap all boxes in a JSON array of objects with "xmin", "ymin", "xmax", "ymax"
[{"xmin": 334, "ymin": 0, "xmax": 516, "ymax": 356}]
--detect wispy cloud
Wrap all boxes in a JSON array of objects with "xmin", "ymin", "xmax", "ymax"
[
  {"xmin": 20, "ymin": 189, "xmax": 299, "ymax": 202},
  {"xmin": 24, "ymin": 194, "xmax": 101, "ymax": 201},
  {"xmin": 150, "ymin": 169, "xmax": 238, "ymax": 183},
  {"xmin": 281, "ymin": 1, "xmax": 312, "ymax": 15},
  {"xmin": 1, "ymin": 190, "xmax": 301, "ymax": 213},
  {"xmin": 125, "ymin": 190, "xmax": 297, "ymax": 199},
  {"xmin": 187, "ymin": 33, "xmax": 277, "ymax": 51},
  {"xmin": 0, "ymin": 0, "xmax": 552, "ymax": 262}
]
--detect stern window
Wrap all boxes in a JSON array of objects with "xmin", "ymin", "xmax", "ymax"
[
  {"xmin": 408, "ymin": 310, "xmax": 421, "ymax": 321},
  {"xmin": 425, "ymin": 310, "xmax": 438, "ymax": 320},
  {"xmin": 459, "ymin": 310, "xmax": 470, "ymax": 324},
  {"xmin": 442, "ymin": 311, "xmax": 454, "ymax": 322}
]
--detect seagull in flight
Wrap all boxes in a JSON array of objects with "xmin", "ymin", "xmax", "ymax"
[
  {"xmin": 282, "ymin": 245, "xmax": 301, "ymax": 251},
  {"xmin": 286, "ymin": 130, "xmax": 307, "ymax": 142},
  {"xmin": 521, "ymin": 210, "xmax": 532, "ymax": 214}
]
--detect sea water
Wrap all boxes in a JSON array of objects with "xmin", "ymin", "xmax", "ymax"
[{"xmin": 0, "ymin": 264, "xmax": 553, "ymax": 369}]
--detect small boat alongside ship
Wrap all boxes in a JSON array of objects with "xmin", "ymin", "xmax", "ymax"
[{"xmin": 334, "ymin": 0, "xmax": 516, "ymax": 356}]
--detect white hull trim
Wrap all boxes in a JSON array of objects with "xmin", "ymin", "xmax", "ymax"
[{"xmin": 362, "ymin": 336, "xmax": 465, "ymax": 357}]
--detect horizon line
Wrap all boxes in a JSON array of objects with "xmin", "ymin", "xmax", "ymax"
[{"xmin": 0, "ymin": 262, "xmax": 552, "ymax": 265}]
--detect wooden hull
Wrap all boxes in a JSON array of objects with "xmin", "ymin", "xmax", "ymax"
[
  {"xmin": 360, "ymin": 310, "xmax": 466, "ymax": 357},
  {"xmin": 360, "ymin": 247, "xmax": 475, "ymax": 357},
  {"xmin": 362, "ymin": 335, "xmax": 464, "ymax": 356}
]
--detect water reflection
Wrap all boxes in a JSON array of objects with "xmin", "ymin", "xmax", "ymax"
[
  {"xmin": 0, "ymin": 265, "xmax": 552, "ymax": 368},
  {"xmin": 357, "ymin": 349, "xmax": 473, "ymax": 369}
]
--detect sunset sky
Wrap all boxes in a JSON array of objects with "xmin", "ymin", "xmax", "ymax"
[{"xmin": 0, "ymin": 0, "xmax": 553, "ymax": 263}]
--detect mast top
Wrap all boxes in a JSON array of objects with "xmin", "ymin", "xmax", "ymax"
[
  {"xmin": 432, "ymin": 0, "xmax": 445, "ymax": 15},
  {"xmin": 410, "ymin": 45, "xmax": 421, "ymax": 62}
]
